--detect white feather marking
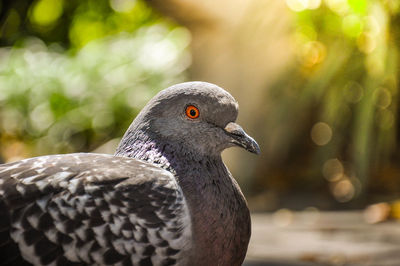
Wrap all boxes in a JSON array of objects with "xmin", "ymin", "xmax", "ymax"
[
  {"xmin": 95, "ymin": 235, "xmax": 108, "ymax": 247},
  {"xmin": 146, "ymin": 229, "xmax": 159, "ymax": 247},
  {"xmin": 121, "ymin": 230, "xmax": 132, "ymax": 238},
  {"xmin": 91, "ymin": 247, "xmax": 104, "ymax": 264},
  {"xmin": 109, "ymin": 216, "xmax": 123, "ymax": 235},
  {"xmin": 36, "ymin": 195, "xmax": 51, "ymax": 211},
  {"xmin": 84, "ymin": 184, "xmax": 97, "ymax": 193},
  {"xmin": 54, "ymin": 221, "xmax": 68, "ymax": 234},
  {"xmin": 151, "ymin": 253, "xmax": 164, "ymax": 265},
  {"xmin": 131, "ymin": 254, "xmax": 141, "ymax": 265},
  {"xmin": 100, "ymin": 210, "xmax": 111, "ymax": 222},
  {"xmin": 15, "ymin": 184, "xmax": 26, "ymax": 195},
  {"xmin": 77, "ymin": 240, "xmax": 93, "ymax": 263},
  {"xmin": 67, "ymin": 208, "xmax": 77, "ymax": 220},
  {"xmin": 10, "ymin": 227, "xmax": 22, "ymax": 241},
  {"xmin": 0, "ymin": 163, "xmax": 20, "ymax": 173},
  {"xmin": 27, "ymin": 213, "xmax": 40, "ymax": 228},
  {"xmin": 92, "ymin": 224, "xmax": 107, "ymax": 237},
  {"xmin": 35, "ymin": 180, "xmax": 48, "ymax": 191},
  {"xmin": 53, "ymin": 171, "xmax": 73, "ymax": 181},
  {"xmin": 44, "ymin": 228, "xmax": 58, "ymax": 243},
  {"xmin": 49, "ymin": 209, "xmax": 61, "ymax": 221},
  {"xmin": 121, "ymin": 239, "xmax": 135, "ymax": 253},
  {"xmin": 17, "ymin": 238, "xmax": 42, "ymax": 265},
  {"xmin": 64, "ymin": 239, "xmax": 80, "ymax": 262},
  {"xmin": 133, "ymin": 230, "xmax": 143, "ymax": 242},
  {"xmin": 59, "ymin": 181, "xmax": 68, "ymax": 188},
  {"xmin": 134, "ymin": 245, "xmax": 145, "ymax": 256},
  {"xmin": 68, "ymin": 178, "xmax": 80, "ymax": 194},
  {"xmin": 94, "ymin": 198, "xmax": 103, "ymax": 206},
  {"xmin": 109, "ymin": 204, "xmax": 119, "ymax": 215},
  {"xmin": 35, "ymin": 168, "xmax": 46, "ymax": 174},
  {"xmin": 75, "ymin": 226, "xmax": 86, "ymax": 240},
  {"xmin": 104, "ymin": 192, "xmax": 113, "ymax": 202},
  {"xmin": 32, "ymin": 160, "xmax": 45, "ymax": 168},
  {"xmin": 10, "ymin": 173, "xmax": 21, "ymax": 178},
  {"xmin": 75, "ymin": 201, "xmax": 84, "ymax": 214},
  {"xmin": 111, "ymin": 238, "xmax": 126, "ymax": 255},
  {"xmin": 21, "ymin": 174, "xmax": 41, "ymax": 184},
  {"xmin": 84, "ymin": 206, "xmax": 95, "ymax": 215}
]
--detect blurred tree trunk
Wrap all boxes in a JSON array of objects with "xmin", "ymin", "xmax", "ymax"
[{"xmin": 146, "ymin": 0, "xmax": 294, "ymax": 191}]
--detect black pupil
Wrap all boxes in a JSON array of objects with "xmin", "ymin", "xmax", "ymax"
[{"xmin": 190, "ymin": 109, "xmax": 197, "ymax": 117}]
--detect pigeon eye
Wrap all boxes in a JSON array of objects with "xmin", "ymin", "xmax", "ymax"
[{"xmin": 185, "ymin": 105, "xmax": 200, "ymax": 119}]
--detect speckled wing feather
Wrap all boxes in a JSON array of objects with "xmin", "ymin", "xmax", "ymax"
[{"xmin": 0, "ymin": 153, "xmax": 192, "ymax": 266}]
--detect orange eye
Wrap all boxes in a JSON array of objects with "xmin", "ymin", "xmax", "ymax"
[{"xmin": 185, "ymin": 105, "xmax": 200, "ymax": 119}]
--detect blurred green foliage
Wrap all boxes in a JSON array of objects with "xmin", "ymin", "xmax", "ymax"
[
  {"xmin": 264, "ymin": 0, "xmax": 400, "ymax": 201},
  {"xmin": 0, "ymin": 0, "xmax": 190, "ymax": 161},
  {"xmin": 0, "ymin": 0, "xmax": 161, "ymax": 49}
]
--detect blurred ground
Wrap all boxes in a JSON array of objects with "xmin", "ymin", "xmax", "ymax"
[{"xmin": 244, "ymin": 211, "xmax": 400, "ymax": 266}]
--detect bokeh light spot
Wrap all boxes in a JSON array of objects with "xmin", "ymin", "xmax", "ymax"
[
  {"xmin": 357, "ymin": 32, "xmax": 377, "ymax": 53},
  {"xmin": 286, "ymin": 0, "xmax": 308, "ymax": 12},
  {"xmin": 286, "ymin": 0, "xmax": 321, "ymax": 11},
  {"xmin": 331, "ymin": 178, "xmax": 355, "ymax": 202},
  {"xmin": 373, "ymin": 87, "xmax": 392, "ymax": 109},
  {"xmin": 326, "ymin": 0, "xmax": 350, "ymax": 15},
  {"xmin": 273, "ymin": 209, "xmax": 294, "ymax": 227},
  {"xmin": 377, "ymin": 109, "xmax": 394, "ymax": 130},
  {"xmin": 363, "ymin": 15, "xmax": 381, "ymax": 37},
  {"xmin": 308, "ymin": 0, "xmax": 322, "ymax": 9},
  {"xmin": 364, "ymin": 202, "xmax": 390, "ymax": 224},
  {"xmin": 322, "ymin": 158, "xmax": 344, "ymax": 182},
  {"xmin": 69, "ymin": 19, "xmax": 105, "ymax": 48},
  {"xmin": 344, "ymin": 81, "xmax": 363, "ymax": 103},
  {"xmin": 30, "ymin": 103, "xmax": 54, "ymax": 131},
  {"xmin": 110, "ymin": 0, "xmax": 136, "ymax": 13},
  {"xmin": 30, "ymin": 0, "xmax": 63, "ymax": 27},
  {"xmin": 342, "ymin": 15, "xmax": 363, "ymax": 38},
  {"xmin": 311, "ymin": 122, "xmax": 332, "ymax": 146},
  {"xmin": 300, "ymin": 41, "xmax": 327, "ymax": 67}
]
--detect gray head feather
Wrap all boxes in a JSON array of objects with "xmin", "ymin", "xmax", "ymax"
[{"xmin": 116, "ymin": 81, "xmax": 259, "ymax": 158}]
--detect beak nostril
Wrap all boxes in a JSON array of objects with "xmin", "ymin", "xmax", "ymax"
[{"xmin": 229, "ymin": 130, "xmax": 244, "ymax": 137}]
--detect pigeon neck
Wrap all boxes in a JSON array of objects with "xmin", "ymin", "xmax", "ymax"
[
  {"xmin": 115, "ymin": 130, "xmax": 218, "ymax": 172},
  {"xmin": 115, "ymin": 131, "xmax": 250, "ymax": 265},
  {"xmin": 115, "ymin": 132, "xmax": 178, "ymax": 172}
]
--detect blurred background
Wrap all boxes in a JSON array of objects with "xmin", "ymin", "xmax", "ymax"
[{"xmin": 1, "ymin": 0, "xmax": 400, "ymax": 264}]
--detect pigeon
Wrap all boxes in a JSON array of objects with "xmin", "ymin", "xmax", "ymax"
[{"xmin": 0, "ymin": 81, "xmax": 260, "ymax": 266}]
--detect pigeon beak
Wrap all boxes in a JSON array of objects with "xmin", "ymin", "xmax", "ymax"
[{"xmin": 224, "ymin": 122, "xmax": 260, "ymax": 154}]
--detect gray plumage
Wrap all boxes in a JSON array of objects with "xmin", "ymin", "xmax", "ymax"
[{"xmin": 0, "ymin": 81, "xmax": 259, "ymax": 266}]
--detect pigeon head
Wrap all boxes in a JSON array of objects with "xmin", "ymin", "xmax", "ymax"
[{"xmin": 118, "ymin": 81, "xmax": 260, "ymax": 157}]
